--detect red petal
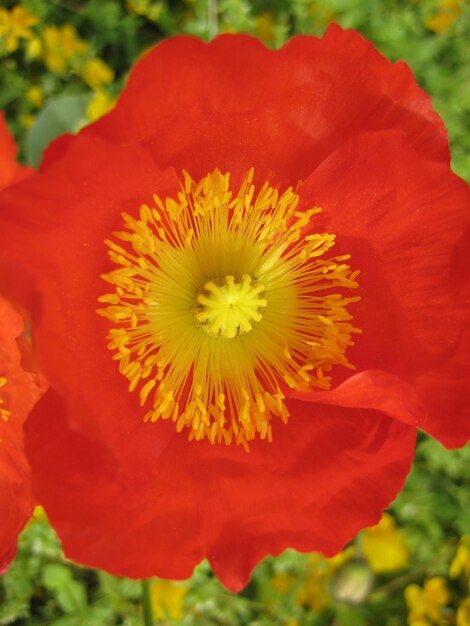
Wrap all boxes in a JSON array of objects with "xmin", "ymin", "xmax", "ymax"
[
  {"xmin": 42, "ymin": 26, "xmax": 448, "ymax": 183},
  {"xmin": 414, "ymin": 327, "xmax": 470, "ymax": 448},
  {"xmin": 0, "ymin": 136, "xmax": 179, "ymax": 444},
  {"xmin": 207, "ymin": 400, "xmax": 415, "ymax": 590},
  {"xmin": 296, "ymin": 130, "xmax": 470, "ymax": 447},
  {"xmin": 290, "ymin": 370, "xmax": 424, "ymax": 427},
  {"xmin": 0, "ymin": 115, "xmax": 39, "ymax": 569},
  {"xmin": 25, "ymin": 389, "xmax": 415, "ymax": 591},
  {"xmin": 0, "ymin": 112, "xmax": 34, "ymax": 191},
  {"xmin": 0, "ymin": 296, "xmax": 39, "ymax": 571}
]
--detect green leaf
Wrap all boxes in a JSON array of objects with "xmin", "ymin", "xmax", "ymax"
[
  {"xmin": 56, "ymin": 580, "xmax": 88, "ymax": 614},
  {"xmin": 42, "ymin": 564, "xmax": 87, "ymax": 614},
  {"xmin": 42, "ymin": 564, "xmax": 73, "ymax": 589},
  {"xmin": 26, "ymin": 94, "xmax": 90, "ymax": 168}
]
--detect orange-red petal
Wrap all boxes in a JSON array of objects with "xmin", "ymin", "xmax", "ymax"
[
  {"xmin": 0, "ymin": 295, "xmax": 40, "ymax": 571},
  {"xmin": 0, "ymin": 113, "xmax": 34, "ymax": 191},
  {"xmin": 25, "ymin": 389, "xmax": 415, "ymax": 590},
  {"xmin": 295, "ymin": 130, "xmax": 470, "ymax": 448},
  {"xmin": 42, "ymin": 25, "xmax": 448, "ymax": 183},
  {"xmin": 0, "ymin": 113, "xmax": 39, "ymax": 571}
]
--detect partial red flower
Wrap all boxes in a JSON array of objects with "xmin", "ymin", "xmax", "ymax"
[
  {"xmin": 0, "ymin": 26, "xmax": 468, "ymax": 590},
  {"xmin": 0, "ymin": 112, "xmax": 33, "ymax": 189},
  {"xmin": 0, "ymin": 113, "xmax": 40, "ymax": 572},
  {"xmin": 0, "ymin": 296, "xmax": 40, "ymax": 572}
]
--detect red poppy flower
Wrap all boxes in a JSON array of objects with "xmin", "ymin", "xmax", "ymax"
[
  {"xmin": 0, "ymin": 113, "xmax": 40, "ymax": 572},
  {"xmin": 0, "ymin": 25, "xmax": 469, "ymax": 590}
]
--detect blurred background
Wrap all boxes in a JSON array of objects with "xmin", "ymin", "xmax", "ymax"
[{"xmin": 0, "ymin": 1, "xmax": 469, "ymax": 624}]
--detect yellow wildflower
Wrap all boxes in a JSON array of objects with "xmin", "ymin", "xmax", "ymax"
[
  {"xmin": 150, "ymin": 579, "xmax": 187, "ymax": 620},
  {"xmin": 296, "ymin": 553, "xmax": 330, "ymax": 611},
  {"xmin": 253, "ymin": 12, "xmax": 276, "ymax": 46},
  {"xmin": 405, "ymin": 577, "xmax": 450, "ymax": 625},
  {"xmin": 297, "ymin": 576, "xmax": 330, "ymax": 611},
  {"xmin": 307, "ymin": 2, "xmax": 336, "ymax": 27},
  {"xmin": 126, "ymin": 0, "xmax": 163, "ymax": 21},
  {"xmin": 126, "ymin": 0, "xmax": 146, "ymax": 14},
  {"xmin": 457, "ymin": 598, "xmax": 470, "ymax": 626},
  {"xmin": 425, "ymin": 0, "xmax": 463, "ymax": 32},
  {"xmin": 362, "ymin": 513, "xmax": 410, "ymax": 574},
  {"xmin": 271, "ymin": 571, "xmax": 295, "ymax": 593},
  {"xmin": 0, "ymin": 5, "xmax": 38, "ymax": 53},
  {"xmin": 25, "ymin": 505, "xmax": 49, "ymax": 528},
  {"xmin": 27, "ymin": 86, "xmax": 44, "ymax": 109},
  {"xmin": 20, "ymin": 113, "xmax": 35, "ymax": 129},
  {"xmin": 327, "ymin": 546, "xmax": 356, "ymax": 573},
  {"xmin": 33, "ymin": 504, "xmax": 48, "ymax": 521},
  {"xmin": 82, "ymin": 58, "xmax": 115, "ymax": 89},
  {"xmin": 450, "ymin": 537, "xmax": 470, "ymax": 580},
  {"xmin": 26, "ymin": 36, "xmax": 42, "ymax": 60},
  {"xmin": 86, "ymin": 90, "xmax": 116, "ymax": 123},
  {"xmin": 42, "ymin": 25, "xmax": 87, "ymax": 73}
]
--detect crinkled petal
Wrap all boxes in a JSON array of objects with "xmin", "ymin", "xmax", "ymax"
[
  {"xmin": 25, "ymin": 390, "xmax": 415, "ymax": 591},
  {"xmin": 42, "ymin": 25, "xmax": 448, "ymax": 182},
  {"xmin": 0, "ymin": 136, "xmax": 179, "ymax": 445},
  {"xmin": 289, "ymin": 370, "xmax": 424, "ymax": 427},
  {"xmin": 0, "ymin": 114, "xmax": 41, "ymax": 571},
  {"xmin": 296, "ymin": 130, "xmax": 470, "ymax": 448},
  {"xmin": 0, "ymin": 296, "xmax": 40, "ymax": 571}
]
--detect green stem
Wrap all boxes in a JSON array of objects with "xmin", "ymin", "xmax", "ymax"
[{"xmin": 142, "ymin": 579, "xmax": 154, "ymax": 626}]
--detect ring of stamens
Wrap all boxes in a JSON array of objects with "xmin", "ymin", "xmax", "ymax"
[{"xmin": 98, "ymin": 168, "xmax": 360, "ymax": 449}]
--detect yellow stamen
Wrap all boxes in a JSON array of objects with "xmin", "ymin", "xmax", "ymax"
[{"xmin": 98, "ymin": 169, "xmax": 360, "ymax": 447}]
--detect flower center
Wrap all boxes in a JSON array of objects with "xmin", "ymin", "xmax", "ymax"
[
  {"xmin": 196, "ymin": 274, "xmax": 267, "ymax": 338},
  {"xmin": 98, "ymin": 168, "xmax": 360, "ymax": 449}
]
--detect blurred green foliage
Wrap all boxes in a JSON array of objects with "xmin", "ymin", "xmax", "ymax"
[{"xmin": 1, "ymin": 1, "xmax": 469, "ymax": 624}]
